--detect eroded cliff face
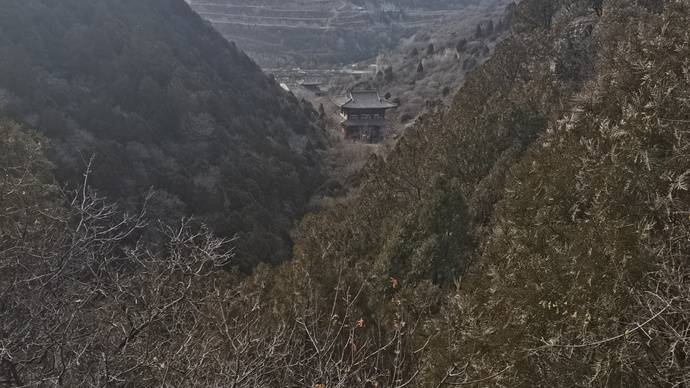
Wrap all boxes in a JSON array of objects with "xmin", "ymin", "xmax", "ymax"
[{"xmin": 188, "ymin": 0, "xmax": 507, "ymax": 67}]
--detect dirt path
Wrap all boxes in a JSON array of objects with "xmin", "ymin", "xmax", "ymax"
[{"xmin": 324, "ymin": 1, "xmax": 348, "ymax": 32}]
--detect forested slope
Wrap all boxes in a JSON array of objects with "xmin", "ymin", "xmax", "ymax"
[
  {"xmin": 434, "ymin": 1, "xmax": 690, "ymax": 384},
  {"xmin": 0, "ymin": 0, "xmax": 325, "ymax": 268},
  {"xmin": 265, "ymin": 0, "xmax": 690, "ymax": 385}
]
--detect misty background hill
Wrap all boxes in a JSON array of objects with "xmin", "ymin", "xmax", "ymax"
[{"xmin": 188, "ymin": 0, "xmax": 507, "ymax": 67}]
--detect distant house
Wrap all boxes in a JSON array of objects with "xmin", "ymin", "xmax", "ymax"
[
  {"xmin": 337, "ymin": 90, "xmax": 397, "ymax": 142},
  {"xmin": 299, "ymin": 80, "xmax": 322, "ymax": 93}
]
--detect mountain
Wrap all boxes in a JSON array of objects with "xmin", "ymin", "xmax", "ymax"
[
  {"xmin": 3, "ymin": 0, "xmax": 689, "ymax": 386},
  {"xmin": 0, "ymin": 0, "xmax": 326, "ymax": 268},
  {"xmin": 188, "ymin": 0, "xmax": 508, "ymax": 67}
]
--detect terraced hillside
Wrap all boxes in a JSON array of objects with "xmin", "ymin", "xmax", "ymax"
[{"xmin": 188, "ymin": 0, "xmax": 505, "ymax": 67}]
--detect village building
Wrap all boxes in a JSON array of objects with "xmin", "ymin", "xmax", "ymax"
[
  {"xmin": 299, "ymin": 79, "xmax": 323, "ymax": 93},
  {"xmin": 337, "ymin": 90, "xmax": 397, "ymax": 142}
]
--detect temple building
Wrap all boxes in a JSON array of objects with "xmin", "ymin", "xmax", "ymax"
[
  {"xmin": 337, "ymin": 90, "xmax": 397, "ymax": 142},
  {"xmin": 299, "ymin": 79, "xmax": 323, "ymax": 93}
]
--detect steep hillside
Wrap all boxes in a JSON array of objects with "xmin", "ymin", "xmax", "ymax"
[
  {"xmin": 261, "ymin": 0, "xmax": 690, "ymax": 385},
  {"xmin": 432, "ymin": 0, "xmax": 690, "ymax": 384},
  {"xmin": 189, "ymin": 0, "xmax": 507, "ymax": 67},
  {"xmin": 0, "ymin": 0, "xmax": 325, "ymax": 268}
]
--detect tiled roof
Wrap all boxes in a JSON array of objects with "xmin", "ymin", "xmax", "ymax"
[{"xmin": 339, "ymin": 90, "xmax": 397, "ymax": 109}]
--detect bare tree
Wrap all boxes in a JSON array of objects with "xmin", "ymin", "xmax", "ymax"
[{"xmin": 1, "ymin": 147, "xmax": 422, "ymax": 386}]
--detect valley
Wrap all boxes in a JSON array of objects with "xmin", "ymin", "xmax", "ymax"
[
  {"xmin": 3, "ymin": 0, "xmax": 689, "ymax": 386},
  {"xmin": 190, "ymin": 0, "xmax": 511, "ymax": 204},
  {"xmin": 246, "ymin": 1, "xmax": 511, "ymax": 204}
]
